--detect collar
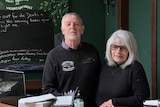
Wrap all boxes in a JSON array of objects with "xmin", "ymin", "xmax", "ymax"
[{"xmin": 62, "ymin": 40, "xmax": 82, "ymax": 50}]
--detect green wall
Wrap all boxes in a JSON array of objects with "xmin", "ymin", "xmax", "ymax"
[
  {"xmin": 69, "ymin": 0, "xmax": 105, "ymax": 62},
  {"xmin": 129, "ymin": 0, "xmax": 152, "ymax": 96},
  {"xmin": 105, "ymin": 0, "xmax": 118, "ymax": 40}
]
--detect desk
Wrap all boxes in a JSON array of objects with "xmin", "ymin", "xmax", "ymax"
[
  {"xmin": 0, "ymin": 96, "xmax": 23, "ymax": 106},
  {"xmin": 0, "ymin": 103, "xmax": 16, "ymax": 107}
]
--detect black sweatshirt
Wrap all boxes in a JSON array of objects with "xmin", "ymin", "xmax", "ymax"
[
  {"xmin": 96, "ymin": 61, "xmax": 150, "ymax": 107},
  {"xmin": 43, "ymin": 42, "xmax": 101, "ymax": 107}
]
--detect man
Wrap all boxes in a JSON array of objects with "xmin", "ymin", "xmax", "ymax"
[{"xmin": 42, "ymin": 12, "xmax": 101, "ymax": 107}]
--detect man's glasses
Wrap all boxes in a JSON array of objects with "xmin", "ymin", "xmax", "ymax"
[{"xmin": 111, "ymin": 44, "xmax": 128, "ymax": 52}]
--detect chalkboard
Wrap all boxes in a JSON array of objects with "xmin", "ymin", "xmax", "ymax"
[{"xmin": 0, "ymin": 10, "xmax": 54, "ymax": 71}]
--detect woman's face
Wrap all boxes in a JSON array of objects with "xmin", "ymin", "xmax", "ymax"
[{"xmin": 111, "ymin": 39, "xmax": 129, "ymax": 64}]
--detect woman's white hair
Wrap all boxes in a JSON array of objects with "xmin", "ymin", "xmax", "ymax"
[{"xmin": 106, "ymin": 29, "xmax": 139, "ymax": 69}]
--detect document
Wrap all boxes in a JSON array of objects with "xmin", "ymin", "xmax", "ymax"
[
  {"xmin": 143, "ymin": 99, "xmax": 160, "ymax": 107},
  {"xmin": 18, "ymin": 93, "xmax": 56, "ymax": 107},
  {"xmin": 52, "ymin": 95, "xmax": 73, "ymax": 107},
  {"xmin": 18, "ymin": 93, "xmax": 74, "ymax": 107}
]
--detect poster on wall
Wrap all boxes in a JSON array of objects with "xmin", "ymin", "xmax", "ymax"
[
  {"xmin": 0, "ymin": 0, "xmax": 43, "ymax": 10},
  {"xmin": 0, "ymin": 10, "xmax": 54, "ymax": 71}
]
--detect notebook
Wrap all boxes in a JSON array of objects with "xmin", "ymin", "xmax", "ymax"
[{"xmin": 0, "ymin": 69, "xmax": 26, "ymax": 97}]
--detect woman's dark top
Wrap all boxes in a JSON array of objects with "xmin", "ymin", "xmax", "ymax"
[{"xmin": 96, "ymin": 61, "xmax": 150, "ymax": 107}]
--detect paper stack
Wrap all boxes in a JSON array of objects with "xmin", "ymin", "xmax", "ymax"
[
  {"xmin": 52, "ymin": 95, "xmax": 73, "ymax": 107},
  {"xmin": 18, "ymin": 93, "xmax": 74, "ymax": 107},
  {"xmin": 143, "ymin": 99, "xmax": 160, "ymax": 107},
  {"xmin": 18, "ymin": 93, "xmax": 56, "ymax": 107}
]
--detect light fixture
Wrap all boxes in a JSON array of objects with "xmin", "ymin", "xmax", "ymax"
[{"xmin": 103, "ymin": 0, "xmax": 115, "ymax": 15}]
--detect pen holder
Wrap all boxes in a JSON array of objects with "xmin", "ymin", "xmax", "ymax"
[{"xmin": 74, "ymin": 98, "xmax": 84, "ymax": 107}]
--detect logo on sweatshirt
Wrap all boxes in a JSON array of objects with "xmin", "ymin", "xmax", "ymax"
[{"xmin": 61, "ymin": 61, "xmax": 75, "ymax": 71}]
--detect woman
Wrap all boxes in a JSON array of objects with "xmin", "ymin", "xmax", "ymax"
[{"xmin": 96, "ymin": 29, "xmax": 150, "ymax": 107}]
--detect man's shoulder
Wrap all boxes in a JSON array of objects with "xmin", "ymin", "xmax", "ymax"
[
  {"xmin": 82, "ymin": 42, "xmax": 97, "ymax": 49},
  {"xmin": 48, "ymin": 45, "xmax": 63, "ymax": 54}
]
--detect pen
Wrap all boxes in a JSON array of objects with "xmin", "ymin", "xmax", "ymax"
[{"xmin": 73, "ymin": 87, "xmax": 79, "ymax": 97}]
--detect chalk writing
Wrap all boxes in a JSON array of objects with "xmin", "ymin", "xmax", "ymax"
[
  {"xmin": 0, "ymin": 49, "xmax": 47, "ymax": 64},
  {"xmin": 0, "ymin": 10, "xmax": 54, "ymax": 71},
  {"xmin": 0, "ymin": 49, "xmax": 48, "ymax": 70},
  {"xmin": 0, "ymin": 11, "xmax": 50, "ymax": 33}
]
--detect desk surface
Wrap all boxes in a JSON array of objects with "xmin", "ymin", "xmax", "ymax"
[
  {"xmin": 0, "ymin": 103, "xmax": 16, "ymax": 107},
  {"xmin": 0, "ymin": 96, "xmax": 23, "ymax": 106}
]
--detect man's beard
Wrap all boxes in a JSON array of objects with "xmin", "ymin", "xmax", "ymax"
[{"xmin": 67, "ymin": 35, "xmax": 80, "ymax": 41}]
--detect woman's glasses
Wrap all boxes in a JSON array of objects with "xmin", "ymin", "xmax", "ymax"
[{"xmin": 111, "ymin": 44, "xmax": 128, "ymax": 52}]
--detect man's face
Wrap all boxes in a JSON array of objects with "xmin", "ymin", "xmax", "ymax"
[{"xmin": 61, "ymin": 15, "xmax": 85, "ymax": 41}]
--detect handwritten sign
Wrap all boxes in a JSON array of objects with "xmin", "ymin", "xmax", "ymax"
[
  {"xmin": 0, "ymin": 0, "xmax": 35, "ymax": 10},
  {"xmin": 0, "ymin": 10, "xmax": 50, "ymax": 33},
  {"xmin": 0, "ymin": 10, "xmax": 54, "ymax": 71}
]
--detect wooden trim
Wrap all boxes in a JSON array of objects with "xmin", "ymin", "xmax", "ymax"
[
  {"xmin": 26, "ymin": 80, "xmax": 42, "ymax": 90},
  {"xmin": 118, "ymin": 0, "xmax": 129, "ymax": 30},
  {"xmin": 0, "ymin": 103, "xmax": 16, "ymax": 107},
  {"xmin": 151, "ymin": 0, "xmax": 157, "ymax": 99}
]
